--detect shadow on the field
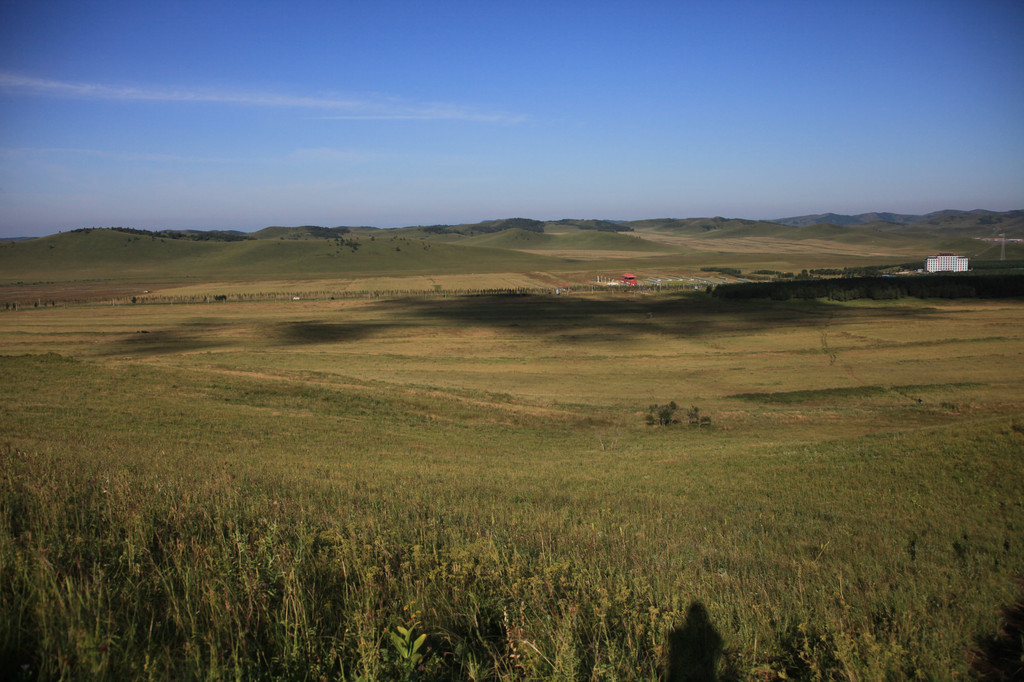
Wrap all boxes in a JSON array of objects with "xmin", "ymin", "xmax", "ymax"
[
  {"xmin": 378, "ymin": 294, "xmax": 942, "ymax": 339},
  {"xmin": 968, "ymin": 578, "xmax": 1024, "ymax": 680},
  {"xmin": 662, "ymin": 602, "xmax": 740, "ymax": 681},
  {"xmin": 111, "ymin": 319, "xmax": 398, "ymax": 356},
  {"xmin": 273, "ymin": 321, "xmax": 394, "ymax": 345},
  {"xmin": 107, "ymin": 294, "xmax": 946, "ymax": 356},
  {"xmin": 111, "ymin": 323, "xmax": 234, "ymax": 356}
]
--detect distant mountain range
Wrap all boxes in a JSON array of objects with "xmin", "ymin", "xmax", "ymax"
[
  {"xmin": 770, "ymin": 209, "xmax": 1020, "ymax": 228},
  {"xmin": 5, "ymin": 210, "xmax": 1022, "ymax": 243},
  {"xmin": 4, "ymin": 209, "xmax": 1023, "ymax": 284}
]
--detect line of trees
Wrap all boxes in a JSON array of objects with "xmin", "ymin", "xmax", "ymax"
[
  {"xmin": 301, "ymin": 226, "xmax": 351, "ymax": 239},
  {"xmin": 422, "ymin": 220, "xmax": 547, "ymax": 236},
  {"xmin": 712, "ymin": 274, "xmax": 1024, "ymax": 301},
  {"xmin": 72, "ymin": 227, "xmax": 254, "ymax": 242}
]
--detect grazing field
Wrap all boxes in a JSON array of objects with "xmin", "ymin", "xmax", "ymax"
[{"xmin": 2, "ymin": 290, "xmax": 1023, "ymax": 680}]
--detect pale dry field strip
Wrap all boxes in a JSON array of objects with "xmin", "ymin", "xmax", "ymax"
[
  {"xmin": 3, "ymin": 295, "xmax": 1021, "ymax": 440},
  {"xmin": 143, "ymin": 273, "xmax": 560, "ymax": 298}
]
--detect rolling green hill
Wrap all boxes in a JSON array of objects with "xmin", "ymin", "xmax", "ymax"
[
  {"xmin": 544, "ymin": 219, "xmax": 632, "ymax": 233},
  {"xmin": 460, "ymin": 227, "xmax": 667, "ymax": 252},
  {"xmin": 753, "ymin": 223, "xmax": 924, "ymax": 246},
  {"xmin": 383, "ymin": 218, "xmax": 631, "ymax": 240},
  {"xmin": 619, "ymin": 217, "xmax": 995, "ymax": 257},
  {"xmin": 223, "ymin": 210, "xmax": 1024, "ymax": 246},
  {"xmin": 251, "ymin": 225, "xmax": 357, "ymax": 240},
  {"xmin": 0, "ymin": 228, "xmax": 571, "ymax": 283},
  {"xmin": 4, "ymin": 211, "xmax": 1019, "ymax": 287},
  {"xmin": 772, "ymin": 209, "xmax": 1024, "ymax": 237},
  {"xmin": 621, "ymin": 217, "xmax": 763, "ymax": 234}
]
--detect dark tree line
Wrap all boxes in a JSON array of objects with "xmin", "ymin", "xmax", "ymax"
[
  {"xmin": 300, "ymin": 226, "xmax": 351, "ymax": 239},
  {"xmin": 558, "ymin": 220, "xmax": 633, "ymax": 232},
  {"xmin": 712, "ymin": 274, "xmax": 1024, "ymax": 302},
  {"xmin": 701, "ymin": 266, "xmax": 743, "ymax": 276},
  {"xmin": 422, "ymin": 218, "xmax": 545, "ymax": 236},
  {"xmin": 73, "ymin": 227, "xmax": 254, "ymax": 242}
]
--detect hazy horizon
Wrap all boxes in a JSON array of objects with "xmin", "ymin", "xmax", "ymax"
[
  {"xmin": 5, "ymin": 207, "xmax": 1024, "ymax": 241},
  {"xmin": 2, "ymin": 0, "xmax": 1022, "ymax": 238}
]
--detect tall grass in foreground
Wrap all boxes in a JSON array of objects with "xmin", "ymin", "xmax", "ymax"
[{"xmin": 1, "ymin": 354, "xmax": 1023, "ymax": 679}]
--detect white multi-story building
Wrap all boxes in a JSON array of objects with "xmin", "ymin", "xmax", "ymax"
[{"xmin": 925, "ymin": 254, "xmax": 969, "ymax": 272}]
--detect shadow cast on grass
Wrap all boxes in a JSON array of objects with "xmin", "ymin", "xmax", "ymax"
[
  {"xmin": 109, "ymin": 326, "xmax": 232, "ymax": 357},
  {"xmin": 110, "ymin": 320, "xmax": 396, "ymax": 356},
  {"xmin": 968, "ymin": 578, "xmax": 1024, "ymax": 680},
  {"xmin": 663, "ymin": 602, "xmax": 739, "ymax": 682},
  {"xmin": 379, "ymin": 294, "xmax": 943, "ymax": 340},
  {"xmin": 273, "ymin": 321, "xmax": 395, "ymax": 345}
]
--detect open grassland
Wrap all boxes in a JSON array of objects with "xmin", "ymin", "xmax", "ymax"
[
  {"xmin": 128, "ymin": 273, "xmax": 571, "ymax": 302},
  {"xmin": 1, "ymin": 221, "xmax": 1008, "ymax": 300},
  {"xmin": 2, "ymin": 292, "xmax": 1023, "ymax": 680},
  {"xmin": 0, "ymin": 230, "xmax": 573, "ymax": 284}
]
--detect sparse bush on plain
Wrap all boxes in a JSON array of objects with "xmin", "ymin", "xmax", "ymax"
[
  {"xmin": 686, "ymin": 404, "xmax": 711, "ymax": 429},
  {"xmin": 646, "ymin": 400, "xmax": 678, "ymax": 425},
  {"xmin": 645, "ymin": 402, "xmax": 711, "ymax": 429}
]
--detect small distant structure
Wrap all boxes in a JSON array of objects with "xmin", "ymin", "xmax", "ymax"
[
  {"xmin": 620, "ymin": 272, "xmax": 638, "ymax": 286},
  {"xmin": 925, "ymin": 254, "xmax": 969, "ymax": 272}
]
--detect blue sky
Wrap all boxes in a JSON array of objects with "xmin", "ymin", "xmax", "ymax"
[{"xmin": 1, "ymin": 0, "xmax": 1022, "ymax": 236}]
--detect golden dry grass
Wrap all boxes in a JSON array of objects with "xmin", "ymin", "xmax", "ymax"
[
  {"xmin": 5, "ymin": 294, "xmax": 1023, "ymax": 437},
  {"xmin": 3, "ymin": 290, "xmax": 1023, "ymax": 679}
]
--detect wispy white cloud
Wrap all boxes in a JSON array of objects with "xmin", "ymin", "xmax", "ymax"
[{"xmin": 0, "ymin": 72, "xmax": 523, "ymax": 123}]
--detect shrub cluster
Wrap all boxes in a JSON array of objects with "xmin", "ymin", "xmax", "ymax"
[
  {"xmin": 646, "ymin": 401, "xmax": 679, "ymax": 426},
  {"xmin": 645, "ymin": 402, "xmax": 711, "ymax": 428}
]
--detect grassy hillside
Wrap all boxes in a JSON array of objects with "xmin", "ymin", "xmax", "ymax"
[
  {"xmin": 623, "ymin": 217, "xmax": 766, "ymax": 234},
  {"xmin": 251, "ymin": 225, "xmax": 359, "ymax": 240},
  {"xmin": 913, "ymin": 209, "xmax": 1024, "ymax": 236},
  {"xmin": 0, "ymin": 229, "xmax": 217, "ymax": 279},
  {"xmin": 625, "ymin": 218, "xmax": 944, "ymax": 247},
  {"xmin": 461, "ymin": 228, "xmax": 668, "ymax": 252},
  {"xmin": 627, "ymin": 212, "xmax": 1024, "ymax": 241},
  {"xmin": 3, "ymin": 216, "xmax": 1016, "ymax": 298},
  {"xmin": 773, "ymin": 209, "xmax": 1024, "ymax": 235},
  {"xmin": 0, "ymin": 229, "xmax": 572, "ymax": 284}
]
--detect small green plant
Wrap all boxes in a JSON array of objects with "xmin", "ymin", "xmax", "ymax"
[{"xmin": 390, "ymin": 621, "xmax": 428, "ymax": 678}]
